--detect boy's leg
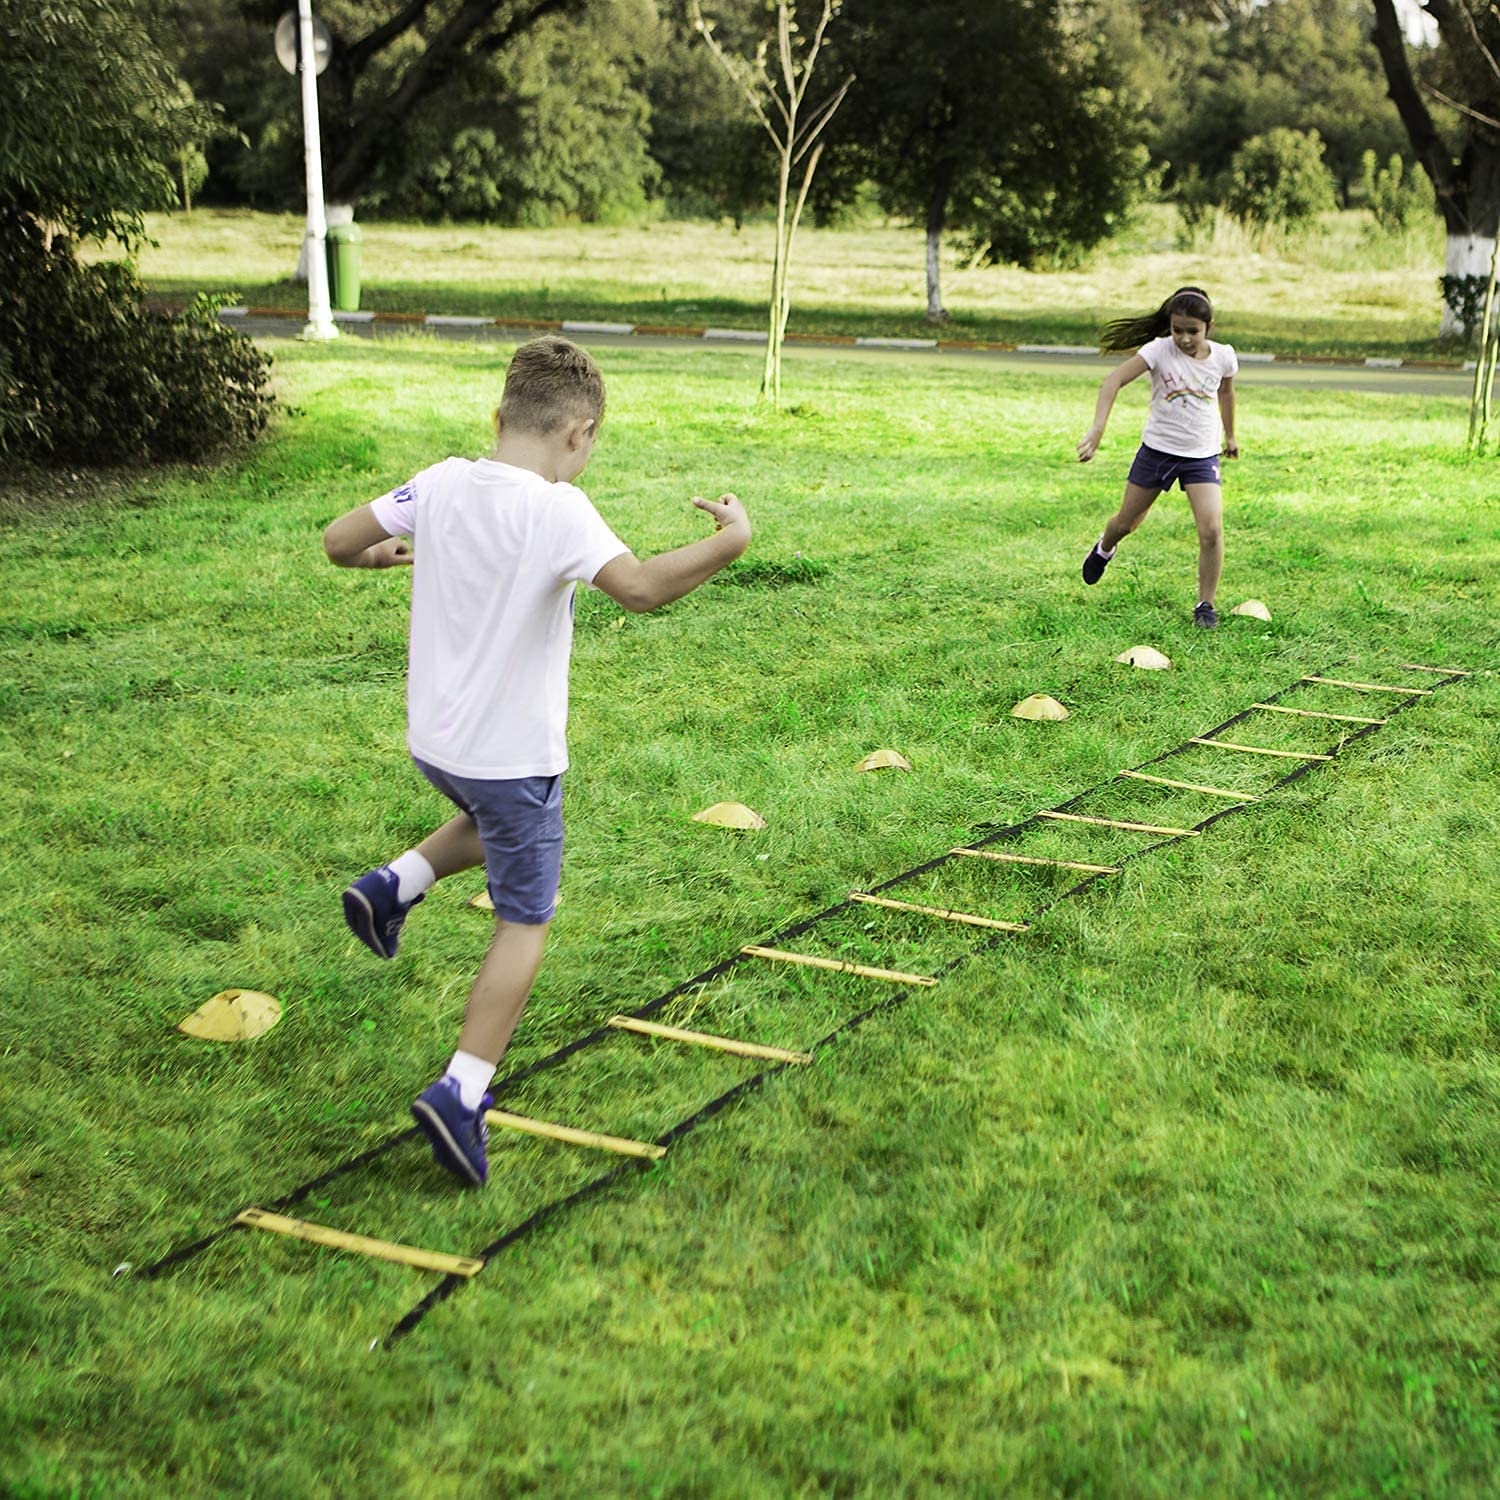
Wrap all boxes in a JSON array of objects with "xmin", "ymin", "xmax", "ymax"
[
  {"xmin": 411, "ymin": 772, "xmax": 563, "ymax": 1187},
  {"xmin": 1185, "ymin": 481, "xmax": 1224, "ymax": 606},
  {"xmin": 410, "ymin": 919, "xmax": 550, "ymax": 1188},
  {"xmin": 415, "ymin": 812, "xmax": 486, "ymax": 879},
  {"xmin": 458, "ymin": 918, "xmax": 551, "ymax": 1064},
  {"xmin": 344, "ymin": 767, "xmax": 489, "ymax": 961}
]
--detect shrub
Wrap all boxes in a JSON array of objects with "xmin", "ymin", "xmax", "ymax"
[
  {"xmin": 0, "ymin": 210, "xmax": 273, "ymax": 466},
  {"xmin": 1358, "ymin": 150, "xmax": 1434, "ymax": 238},
  {"xmin": 1439, "ymin": 273, "xmax": 1489, "ymax": 343},
  {"xmin": 1171, "ymin": 166, "xmax": 1222, "ymax": 249},
  {"xmin": 1224, "ymin": 128, "xmax": 1335, "ymax": 238}
]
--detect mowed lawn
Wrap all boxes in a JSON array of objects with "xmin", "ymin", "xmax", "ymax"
[
  {"xmin": 121, "ymin": 204, "xmax": 1457, "ymax": 360},
  {"xmin": 2, "ymin": 333, "xmax": 1497, "ymax": 1498}
]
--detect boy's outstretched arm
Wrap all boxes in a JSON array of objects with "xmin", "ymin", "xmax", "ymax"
[
  {"xmin": 1077, "ymin": 353, "xmax": 1149, "ymax": 462},
  {"xmin": 323, "ymin": 503, "xmax": 413, "ymax": 568},
  {"xmin": 593, "ymin": 494, "xmax": 750, "ymax": 614}
]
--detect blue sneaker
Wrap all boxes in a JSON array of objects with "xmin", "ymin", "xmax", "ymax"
[
  {"xmin": 342, "ymin": 866, "xmax": 423, "ymax": 960},
  {"xmin": 411, "ymin": 1077, "xmax": 490, "ymax": 1187}
]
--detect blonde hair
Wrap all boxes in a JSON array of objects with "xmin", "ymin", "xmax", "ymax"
[{"xmin": 496, "ymin": 337, "xmax": 606, "ymax": 435}]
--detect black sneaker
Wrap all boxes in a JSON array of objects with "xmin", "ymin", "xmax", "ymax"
[
  {"xmin": 1081, "ymin": 542, "xmax": 1114, "ymax": 585},
  {"xmin": 1193, "ymin": 602, "xmax": 1219, "ymax": 629}
]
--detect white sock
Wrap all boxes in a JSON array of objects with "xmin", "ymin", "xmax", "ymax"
[
  {"xmin": 388, "ymin": 849, "xmax": 436, "ymax": 904},
  {"xmin": 444, "ymin": 1050, "xmax": 496, "ymax": 1111},
  {"xmin": 1096, "ymin": 534, "xmax": 1116, "ymax": 558}
]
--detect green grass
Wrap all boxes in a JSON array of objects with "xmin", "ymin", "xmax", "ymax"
[
  {"xmin": 2, "ymin": 334, "xmax": 1497, "ymax": 1497},
  {"xmin": 113, "ymin": 203, "xmax": 1463, "ymax": 360}
]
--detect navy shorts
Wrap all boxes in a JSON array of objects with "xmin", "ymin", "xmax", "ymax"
[
  {"xmin": 413, "ymin": 758, "xmax": 563, "ymax": 924},
  {"xmin": 1127, "ymin": 444, "xmax": 1222, "ymax": 492}
]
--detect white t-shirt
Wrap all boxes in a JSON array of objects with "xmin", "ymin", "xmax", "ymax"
[
  {"xmin": 370, "ymin": 457, "xmax": 628, "ymax": 779},
  {"xmin": 1137, "ymin": 336, "xmax": 1238, "ymax": 459}
]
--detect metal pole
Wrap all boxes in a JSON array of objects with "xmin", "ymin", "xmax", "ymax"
[{"xmin": 298, "ymin": 0, "xmax": 337, "ymax": 340}]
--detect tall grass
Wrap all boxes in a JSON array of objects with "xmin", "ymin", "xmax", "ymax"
[
  {"xmin": 114, "ymin": 204, "xmax": 1458, "ymax": 359},
  {"xmin": 1, "ymin": 334, "xmax": 1495, "ymax": 1497}
]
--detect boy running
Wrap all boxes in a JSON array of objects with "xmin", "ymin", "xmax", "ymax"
[{"xmin": 322, "ymin": 337, "xmax": 750, "ymax": 1187}]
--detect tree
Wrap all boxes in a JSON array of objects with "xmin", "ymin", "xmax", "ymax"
[
  {"xmin": 0, "ymin": 0, "xmax": 272, "ymax": 464},
  {"xmin": 1146, "ymin": 0, "xmax": 1408, "ymax": 205},
  {"xmin": 689, "ymin": 0, "xmax": 852, "ymax": 405},
  {"xmin": 814, "ymin": 0, "xmax": 1147, "ymax": 321},
  {"xmin": 1223, "ymin": 127, "xmax": 1338, "ymax": 239},
  {"xmin": 372, "ymin": 2, "xmax": 662, "ymax": 223},
  {"xmin": 4, "ymin": 0, "xmax": 215, "ymax": 247},
  {"xmin": 645, "ymin": 3, "xmax": 777, "ymax": 224},
  {"xmin": 174, "ymin": 0, "xmax": 598, "ymax": 209},
  {"xmin": 1370, "ymin": 0, "xmax": 1500, "ymax": 336}
]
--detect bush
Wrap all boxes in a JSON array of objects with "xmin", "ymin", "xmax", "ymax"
[
  {"xmin": 0, "ymin": 211, "xmax": 273, "ymax": 466},
  {"xmin": 1358, "ymin": 150, "xmax": 1433, "ymax": 238},
  {"xmin": 1224, "ymin": 128, "xmax": 1335, "ymax": 238},
  {"xmin": 1171, "ymin": 166, "xmax": 1222, "ymax": 249},
  {"xmin": 1439, "ymin": 273, "xmax": 1489, "ymax": 343}
]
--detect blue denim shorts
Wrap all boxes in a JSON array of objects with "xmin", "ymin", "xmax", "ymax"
[
  {"xmin": 1127, "ymin": 444, "xmax": 1222, "ymax": 492},
  {"xmin": 413, "ymin": 758, "xmax": 563, "ymax": 924}
]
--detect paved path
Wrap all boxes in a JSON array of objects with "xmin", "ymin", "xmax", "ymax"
[{"xmin": 229, "ymin": 312, "xmax": 1474, "ymax": 399}]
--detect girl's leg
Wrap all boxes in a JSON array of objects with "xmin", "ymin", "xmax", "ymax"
[
  {"xmin": 1184, "ymin": 482, "xmax": 1224, "ymax": 603},
  {"xmin": 1101, "ymin": 483, "xmax": 1162, "ymax": 551}
]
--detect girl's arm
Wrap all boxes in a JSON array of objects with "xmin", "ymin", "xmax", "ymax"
[
  {"xmin": 323, "ymin": 502, "xmax": 413, "ymax": 568},
  {"xmin": 1077, "ymin": 354, "xmax": 1149, "ymax": 462},
  {"xmin": 1218, "ymin": 377, "xmax": 1238, "ymax": 458}
]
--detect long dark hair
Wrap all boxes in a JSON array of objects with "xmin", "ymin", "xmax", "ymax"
[{"xmin": 1098, "ymin": 287, "xmax": 1213, "ymax": 353}]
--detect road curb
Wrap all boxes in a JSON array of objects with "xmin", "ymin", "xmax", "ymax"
[{"xmin": 210, "ymin": 306, "xmax": 1476, "ymax": 371}]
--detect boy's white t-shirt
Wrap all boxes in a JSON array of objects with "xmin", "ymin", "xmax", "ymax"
[
  {"xmin": 1137, "ymin": 335, "xmax": 1238, "ymax": 458},
  {"xmin": 370, "ymin": 457, "xmax": 628, "ymax": 780}
]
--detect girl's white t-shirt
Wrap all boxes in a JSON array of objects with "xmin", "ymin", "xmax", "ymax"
[
  {"xmin": 370, "ymin": 457, "xmax": 628, "ymax": 780},
  {"xmin": 1137, "ymin": 335, "xmax": 1238, "ymax": 458}
]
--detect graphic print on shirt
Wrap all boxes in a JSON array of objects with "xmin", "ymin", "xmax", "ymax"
[{"xmin": 1160, "ymin": 371, "xmax": 1214, "ymax": 407}]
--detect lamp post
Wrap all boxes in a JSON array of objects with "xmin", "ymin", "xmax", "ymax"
[{"xmin": 295, "ymin": 0, "xmax": 336, "ymax": 340}]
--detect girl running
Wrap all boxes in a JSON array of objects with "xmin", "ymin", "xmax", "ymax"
[{"xmin": 1076, "ymin": 286, "xmax": 1238, "ymax": 628}]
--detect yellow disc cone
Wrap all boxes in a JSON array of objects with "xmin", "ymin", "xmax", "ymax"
[
  {"xmin": 177, "ymin": 989, "xmax": 282, "ymax": 1042},
  {"xmin": 853, "ymin": 749, "xmax": 912, "ymax": 772},
  {"xmin": 692, "ymin": 801, "xmax": 767, "ymax": 829},
  {"xmin": 1115, "ymin": 646, "xmax": 1172, "ymax": 670},
  {"xmin": 1011, "ymin": 694, "xmax": 1069, "ymax": 721}
]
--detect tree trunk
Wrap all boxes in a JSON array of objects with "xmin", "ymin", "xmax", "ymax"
[
  {"xmin": 925, "ymin": 194, "xmax": 946, "ymax": 322},
  {"xmin": 1370, "ymin": 0, "xmax": 1500, "ymax": 337},
  {"xmin": 763, "ymin": 144, "xmax": 792, "ymax": 405}
]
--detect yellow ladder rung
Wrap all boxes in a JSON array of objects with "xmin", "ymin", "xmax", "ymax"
[
  {"xmin": 484, "ymin": 1108, "xmax": 666, "ymax": 1160},
  {"xmin": 1400, "ymin": 664, "xmax": 1471, "ymax": 675},
  {"xmin": 234, "ymin": 1209, "xmax": 484, "ymax": 1277},
  {"xmin": 1119, "ymin": 770, "xmax": 1259, "ymax": 800},
  {"xmin": 1189, "ymin": 738, "xmax": 1332, "ymax": 761},
  {"xmin": 740, "ymin": 945, "xmax": 939, "ymax": 987},
  {"xmin": 1036, "ymin": 810, "xmax": 1200, "ymax": 837},
  {"xmin": 1303, "ymin": 675, "xmax": 1431, "ymax": 696},
  {"xmin": 949, "ymin": 847, "xmax": 1120, "ymax": 874},
  {"xmin": 849, "ymin": 891, "xmax": 1030, "ymax": 932},
  {"xmin": 1253, "ymin": 702, "xmax": 1385, "ymax": 725},
  {"xmin": 607, "ymin": 1015, "xmax": 812, "ymax": 1065}
]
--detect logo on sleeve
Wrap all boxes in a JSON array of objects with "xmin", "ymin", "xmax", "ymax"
[{"xmin": 391, "ymin": 482, "xmax": 418, "ymax": 505}]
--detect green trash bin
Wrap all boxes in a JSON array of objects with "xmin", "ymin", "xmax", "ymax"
[{"xmin": 326, "ymin": 221, "xmax": 363, "ymax": 312}]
